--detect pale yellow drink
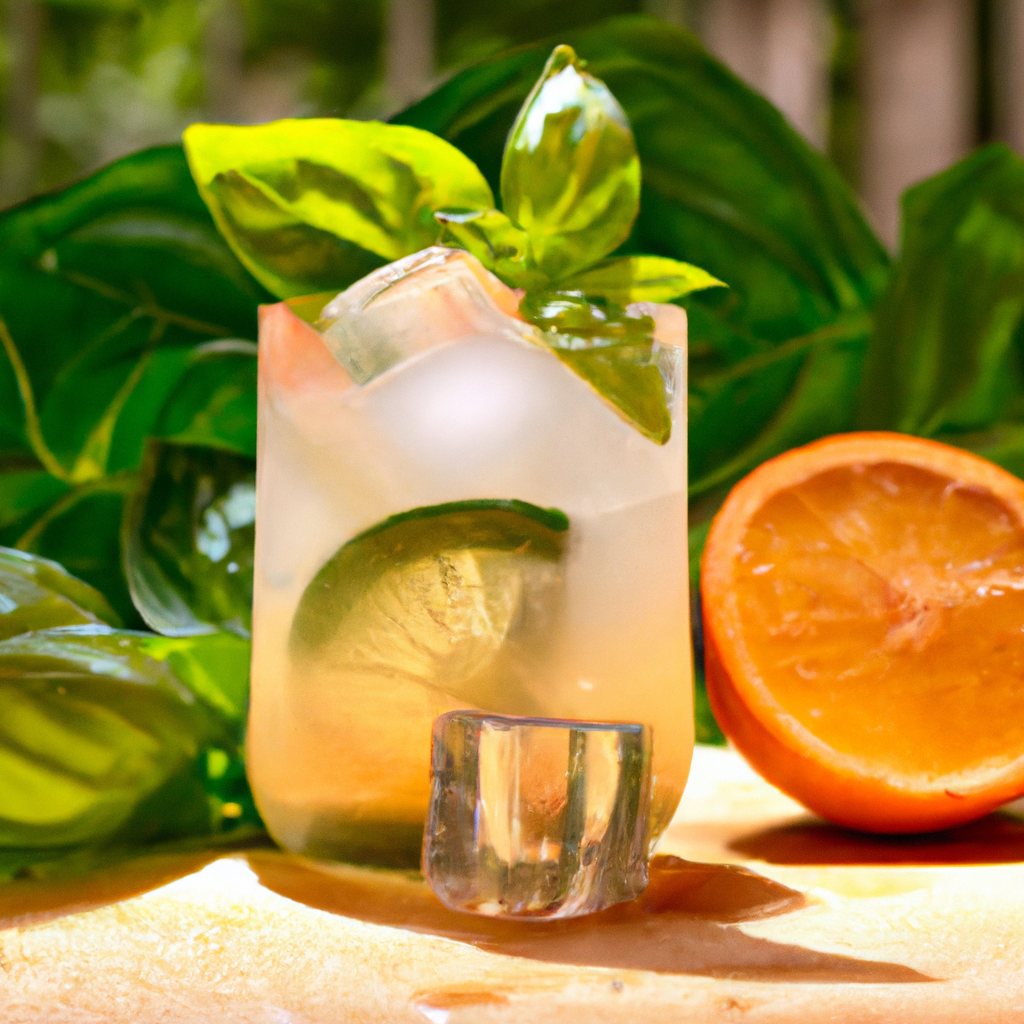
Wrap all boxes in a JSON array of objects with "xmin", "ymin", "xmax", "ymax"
[{"xmin": 248, "ymin": 248, "xmax": 693, "ymax": 865}]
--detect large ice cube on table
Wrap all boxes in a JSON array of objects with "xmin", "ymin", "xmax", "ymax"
[{"xmin": 424, "ymin": 712, "xmax": 653, "ymax": 919}]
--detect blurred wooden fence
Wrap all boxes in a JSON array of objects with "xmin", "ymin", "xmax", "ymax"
[
  {"xmin": 381, "ymin": 0, "xmax": 1014, "ymax": 249},
  {"xmin": 682, "ymin": 0, "xmax": 1012, "ymax": 248}
]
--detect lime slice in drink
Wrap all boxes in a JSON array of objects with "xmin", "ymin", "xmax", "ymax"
[{"xmin": 290, "ymin": 499, "xmax": 569, "ymax": 710}]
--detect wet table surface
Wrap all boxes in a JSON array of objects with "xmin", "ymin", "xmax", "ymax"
[{"xmin": 3, "ymin": 745, "xmax": 1024, "ymax": 1023}]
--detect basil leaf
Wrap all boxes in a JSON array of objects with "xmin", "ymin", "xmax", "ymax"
[
  {"xmin": 860, "ymin": 145, "xmax": 1024, "ymax": 437},
  {"xmin": 520, "ymin": 291, "xmax": 672, "ymax": 444},
  {"xmin": 501, "ymin": 45, "xmax": 640, "ymax": 283},
  {"xmin": 560, "ymin": 255, "xmax": 725, "ymax": 303},
  {"xmin": 124, "ymin": 441, "xmax": 254, "ymax": 638},
  {"xmin": 396, "ymin": 16, "xmax": 888, "ymax": 495},
  {"xmin": 434, "ymin": 208, "xmax": 540, "ymax": 289},
  {"xmin": 553, "ymin": 344, "xmax": 673, "ymax": 445},
  {"xmin": 0, "ymin": 625, "xmax": 227, "ymax": 849},
  {"xmin": 183, "ymin": 119, "xmax": 496, "ymax": 299},
  {"xmin": 0, "ymin": 546, "xmax": 121, "ymax": 640}
]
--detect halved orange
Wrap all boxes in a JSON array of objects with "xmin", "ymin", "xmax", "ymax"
[{"xmin": 701, "ymin": 432, "xmax": 1024, "ymax": 833}]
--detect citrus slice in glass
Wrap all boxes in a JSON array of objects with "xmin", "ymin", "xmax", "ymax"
[{"xmin": 290, "ymin": 499, "xmax": 568, "ymax": 710}]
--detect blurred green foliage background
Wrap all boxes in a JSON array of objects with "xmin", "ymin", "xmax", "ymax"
[
  {"xmin": 0, "ymin": 0, "xmax": 670, "ymax": 206},
  {"xmin": 3, "ymin": 1, "xmax": 1013, "ymax": 232}
]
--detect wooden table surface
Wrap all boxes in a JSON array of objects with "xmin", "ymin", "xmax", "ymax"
[{"xmin": 3, "ymin": 745, "xmax": 1024, "ymax": 1023}]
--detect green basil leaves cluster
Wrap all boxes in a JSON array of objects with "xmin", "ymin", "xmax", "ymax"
[
  {"xmin": 0, "ymin": 147, "xmax": 267, "ymax": 876},
  {"xmin": 183, "ymin": 44, "xmax": 724, "ymax": 445},
  {"xmin": 0, "ymin": 550, "xmax": 252, "ymax": 870},
  {"xmin": 502, "ymin": 46, "xmax": 639, "ymax": 281},
  {"xmin": 437, "ymin": 46, "xmax": 717, "ymax": 308},
  {"xmin": 184, "ymin": 45, "xmax": 719, "ymax": 309},
  {"xmin": 436, "ymin": 44, "xmax": 641, "ymax": 288}
]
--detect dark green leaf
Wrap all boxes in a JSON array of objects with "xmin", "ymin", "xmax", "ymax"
[
  {"xmin": 100, "ymin": 347, "xmax": 197, "ymax": 475},
  {"xmin": 6, "ymin": 481, "xmax": 140, "ymax": 628},
  {"xmin": 123, "ymin": 441, "xmax": 255, "ymax": 638},
  {"xmin": 92, "ymin": 338, "xmax": 259, "ymax": 473},
  {"xmin": 396, "ymin": 16, "xmax": 888, "ymax": 493},
  {"xmin": 152, "ymin": 340, "xmax": 258, "ymax": 458},
  {"xmin": 183, "ymin": 119, "xmax": 495, "ymax": 299},
  {"xmin": 688, "ymin": 313, "xmax": 873, "ymax": 497},
  {"xmin": 0, "ymin": 470, "xmax": 68, "ymax": 534},
  {"xmin": 0, "ymin": 625, "xmax": 227, "ymax": 849},
  {"xmin": 0, "ymin": 146, "xmax": 269, "ymax": 479},
  {"xmin": 501, "ymin": 45, "xmax": 640, "ymax": 282},
  {"xmin": 860, "ymin": 145, "xmax": 1024, "ymax": 437},
  {"xmin": 0, "ymin": 546, "xmax": 121, "ymax": 640}
]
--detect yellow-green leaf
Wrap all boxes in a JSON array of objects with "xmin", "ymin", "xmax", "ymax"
[
  {"xmin": 0, "ymin": 546, "xmax": 121, "ymax": 640},
  {"xmin": 184, "ymin": 119, "xmax": 495, "ymax": 299},
  {"xmin": 0, "ymin": 625, "xmax": 226, "ymax": 849},
  {"xmin": 520, "ymin": 291, "xmax": 672, "ymax": 444},
  {"xmin": 434, "ymin": 208, "xmax": 542, "ymax": 289},
  {"xmin": 560, "ymin": 255, "xmax": 726, "ymax": 304},
  {"xmin": 500, "ymin": 45, "xmax": 640, "ymax": 283}
]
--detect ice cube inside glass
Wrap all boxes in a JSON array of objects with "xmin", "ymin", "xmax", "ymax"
[
  {"xmin": 248, "ymin": 246, "xmax": 693, "ymax": 867},
  {"xmin": 424, "ymin": 711, "xmax": 653, "ymax": 919}
]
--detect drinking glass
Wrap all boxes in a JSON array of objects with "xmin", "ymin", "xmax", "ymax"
[{"xmin": 247, "ymin": 246, "xmax": 694, "ymax": 870}]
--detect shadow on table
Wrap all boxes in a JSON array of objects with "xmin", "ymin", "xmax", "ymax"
[
  {"xmin": 0, "ymin": 834, "xmax": 272, "ymax": 930},
  {"xmin": 0, "ymin": 851, "xmax": 222, "ymax": 928},
  {"xmin": 0, "ymin": 842, "xmax": 939, "ymax": 984},
  {"xmin": 249, "ymin": 852, "xmax": 934, "ymax": 983},
  {"xmin": 731, "ymin": 811, "xmax": 1024, "ymax": 866}
]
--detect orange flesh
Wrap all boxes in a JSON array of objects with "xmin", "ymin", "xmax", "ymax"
[{"xmin": 736, "ymin": 461, "xmax": 1024, "ymax": 780}]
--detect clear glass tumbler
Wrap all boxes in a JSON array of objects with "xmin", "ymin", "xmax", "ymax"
[{"xmin": 247, "ymin": 247, "xmax": 693, "ymax": 867}]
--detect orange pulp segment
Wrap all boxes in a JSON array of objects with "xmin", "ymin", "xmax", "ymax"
[{"xmin": 701, "ymin": 432, "xmax": 1024, "ymax": 833}]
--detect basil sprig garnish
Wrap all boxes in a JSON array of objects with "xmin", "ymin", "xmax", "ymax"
[{"xmin": 184, "ymin": 45, "xmax": 723, "ymax": 442}]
